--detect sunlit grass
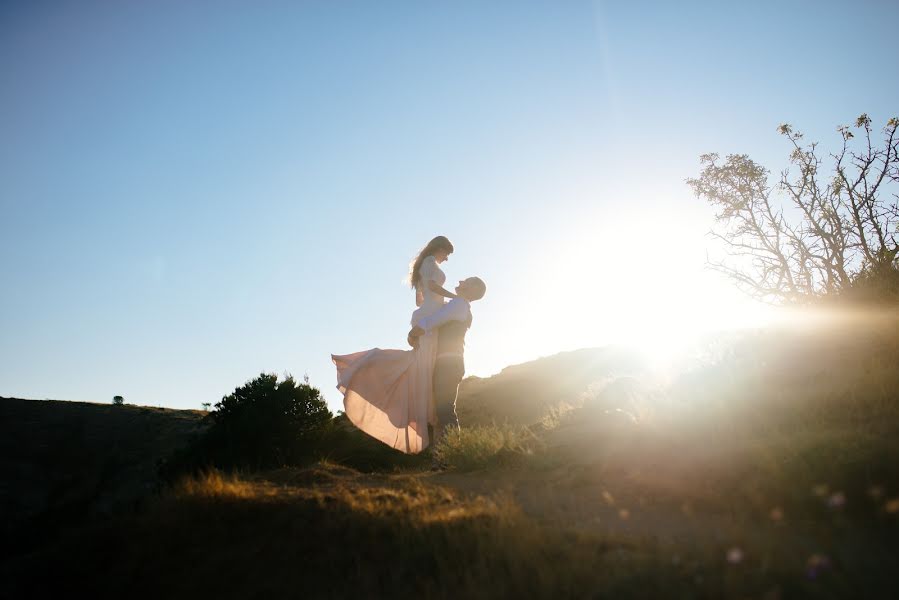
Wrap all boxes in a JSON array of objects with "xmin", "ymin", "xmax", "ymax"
[
  {"xmin": 170, "ymin": 463, "xmax": 514, "ymax": 524},
  {"xmin": 432, "ymin": 423, "xmax": 543, "ymax": 471},
  {"xmin": 171, "ymin": 469, "xmax": 271, "ymax": 500}
]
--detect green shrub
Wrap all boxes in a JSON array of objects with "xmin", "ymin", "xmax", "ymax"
[
  {"xmin": 161, "ymin": 373, "xmax": 332, "ymax": 479},
  {"xmin": 844, "ymin": 261, "xmax": 899, "ymax": 303}
]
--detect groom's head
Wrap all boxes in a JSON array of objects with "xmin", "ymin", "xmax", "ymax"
[{"xmin": 455, "ymin": 277, "xmax": 486, "ymax": 302}]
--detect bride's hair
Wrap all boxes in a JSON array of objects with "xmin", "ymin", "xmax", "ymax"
[{"xmin": 408, "ymin": 236, "xmax": 454, "ymax": 289}]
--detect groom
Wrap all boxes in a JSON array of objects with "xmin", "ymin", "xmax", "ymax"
[{"xmin": 408, "ymin": 276, "xmax": 487, "ymax": 445}]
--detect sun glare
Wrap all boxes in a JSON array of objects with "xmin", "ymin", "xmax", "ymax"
[{"xmin": 510, "ymin": 206, "xmax": 782, "ymax": 369}]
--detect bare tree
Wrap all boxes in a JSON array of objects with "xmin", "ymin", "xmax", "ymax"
[{"xmin": 687, "ymin": 114, "xmax": 899, "ymax": 304}]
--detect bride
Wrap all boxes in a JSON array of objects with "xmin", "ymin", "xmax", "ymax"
[{"xmin": 331, "ymin": 236, "xmax": 457, "ymax": 453}]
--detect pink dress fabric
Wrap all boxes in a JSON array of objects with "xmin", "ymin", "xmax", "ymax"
[{"xmin": 331, "ymin": 256, "xmax": 445, "ymax": 454}]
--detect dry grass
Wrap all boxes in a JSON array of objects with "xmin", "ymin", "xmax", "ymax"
[
  {"xmin": 5, "ymin": 463, "xmax": 647, "ymax": 599},
  {"xmin": 13, "ymin": 453, "xmax": 891, "ymax": 599}
]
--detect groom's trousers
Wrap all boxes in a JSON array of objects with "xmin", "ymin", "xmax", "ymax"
[{"xmin": 433, "ymin": 354, "xmax": 465, "ymax": 442}]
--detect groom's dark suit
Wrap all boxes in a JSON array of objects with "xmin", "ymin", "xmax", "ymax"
[{"xmin": 432, "ymin": 314, "xmax": 471, "ymax": 442}]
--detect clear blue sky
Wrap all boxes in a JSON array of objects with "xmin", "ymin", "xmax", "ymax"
[{"xmin": 2, "ymin": 0, "xmax": 896, "ymax": 412}]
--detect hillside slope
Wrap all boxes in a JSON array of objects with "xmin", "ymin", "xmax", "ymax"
[
  {"xmin": 0, "ymin": 398, "xmax": 207, "ymax": 560},
  {"xmin": 456, "ymin": 346, "xmax": 647, "ymax": 426}
]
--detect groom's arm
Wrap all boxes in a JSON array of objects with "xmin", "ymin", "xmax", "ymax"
[{"xmin": 416, "ymin": 299, "xmax": 470, "ymax": 333}]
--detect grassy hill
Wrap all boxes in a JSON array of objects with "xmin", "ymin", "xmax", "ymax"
[{"xmin": 3, "ymin": 312, "xmax": 899, "ymax": 598}]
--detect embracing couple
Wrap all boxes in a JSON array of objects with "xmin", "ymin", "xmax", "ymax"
[{"xmin": 331, "ymin": 236, "xmax": 486, "ymax": 454}]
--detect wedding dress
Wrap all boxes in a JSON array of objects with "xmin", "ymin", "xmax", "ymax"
[{"xmin": 331, "ymin": 256, "xmax": 445, "ymax": 453}]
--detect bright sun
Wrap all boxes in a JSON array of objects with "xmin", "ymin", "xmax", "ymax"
[{"xmin": 576, "ymin": 214, "xmax": 778, "ymax": 354}]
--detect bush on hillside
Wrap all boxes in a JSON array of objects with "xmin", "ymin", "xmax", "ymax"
[
  {"xmin": 843, "ymin": 263, "xmax": 899, "ymax": 304},
  {"xmin": 161, "ymin": 373, "xmax": 332, "ymax": 479}
]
